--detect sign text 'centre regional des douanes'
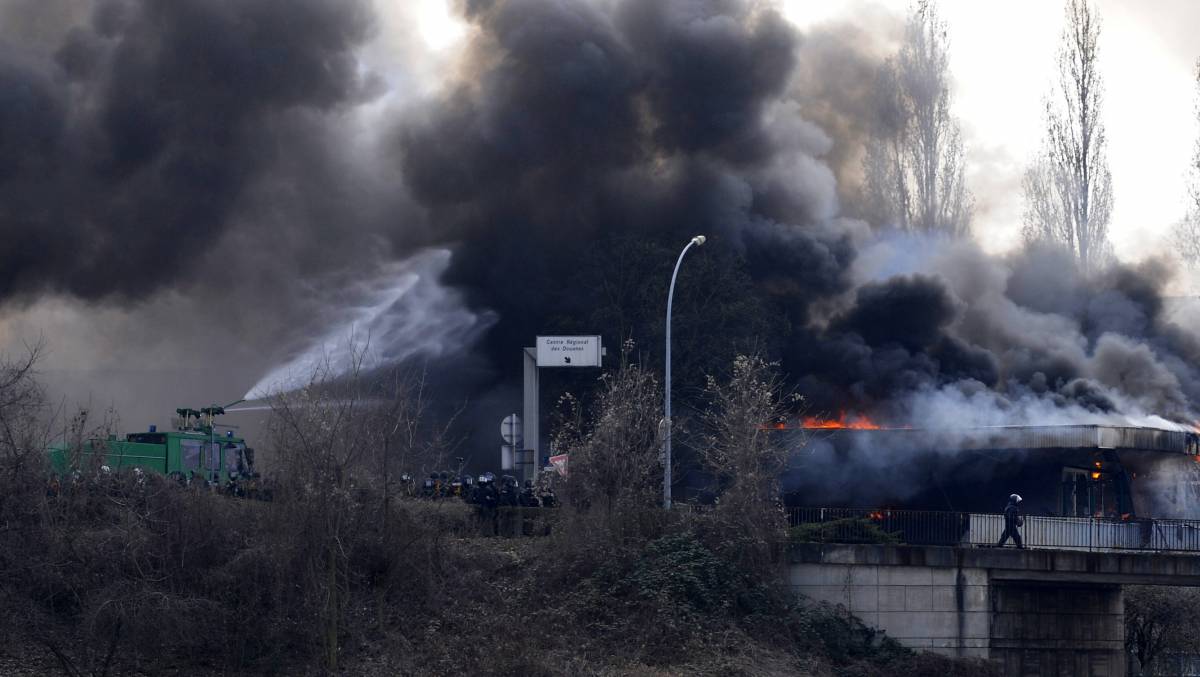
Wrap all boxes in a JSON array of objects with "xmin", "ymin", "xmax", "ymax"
[{"xmin": 535, "ymin": 336, "xmax": 603, "ymax": 367}]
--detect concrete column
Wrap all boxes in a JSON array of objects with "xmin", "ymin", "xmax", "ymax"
[
  {"xmin": 522, "ymin": 348, "xmax": 538, "ymax": 483},
  {"xmin": 990, "ymin": 581, "xmax": 1125, "ymax": 677}
]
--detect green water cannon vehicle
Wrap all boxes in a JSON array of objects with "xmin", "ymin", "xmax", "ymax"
[{"xmin": 49, "ymin": 399, "xmax": 257, "ymax": 485}]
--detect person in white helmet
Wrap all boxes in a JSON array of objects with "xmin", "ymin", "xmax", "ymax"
[{"xmin": 996, "ymin": 493, "xmax": 1024, "ymax": 548}]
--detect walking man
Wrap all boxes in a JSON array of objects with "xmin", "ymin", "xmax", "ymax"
[{"xmin": 996, "ymin": 493, "xmax": 1024, "ymax": 548}]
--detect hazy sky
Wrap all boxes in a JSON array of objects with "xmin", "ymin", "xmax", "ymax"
[
  {"xmin": 405, "ymin": 0, "xmax": 1200, "ymax": 268},
  {"xmin": 785, "ymin": 1, "xmax": 1199, "ymax": 265}
]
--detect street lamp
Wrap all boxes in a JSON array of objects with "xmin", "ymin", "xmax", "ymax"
[{"xmin": 664, "ymin": 234, "xmax": 705, "ymax": 509}]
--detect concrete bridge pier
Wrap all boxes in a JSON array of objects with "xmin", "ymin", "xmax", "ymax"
[{"xmin": 989, "ymin": 581, "xmax": 1124, "ymax": 677}]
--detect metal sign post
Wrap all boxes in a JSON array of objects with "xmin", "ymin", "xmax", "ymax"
[
  {"xmin": 501, "ymin": 414, "xmax": 522, "ymax": 445},
  {"xmin": 521, "ymin": 337, "xmax": 604, "ymax": 484},
  {"xmin": 500, "ymin": 413, "xmax": 522, "ymax": 471}
]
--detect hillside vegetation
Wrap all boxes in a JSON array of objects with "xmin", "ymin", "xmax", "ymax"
[{"xmin": 0, "ymin": 348, "xmax": 1000, "ymax": 676}]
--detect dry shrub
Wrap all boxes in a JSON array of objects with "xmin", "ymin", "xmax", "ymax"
[
  {"xmin": 4, "ymin": 460, "xmax": 465, "ymax": 675},
  {"xmin": 552, "ymin": 344, "xmax": 667, "ymax": 546},
  {"xmin": 694, "ymin": 353, "xmax": 798, "ymax": 576}
]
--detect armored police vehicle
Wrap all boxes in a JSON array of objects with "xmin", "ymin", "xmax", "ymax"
[{"xmin": 48, "ymin": 402, "xmax": 256, "ymax": 485}]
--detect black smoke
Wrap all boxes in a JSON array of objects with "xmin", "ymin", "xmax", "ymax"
[
  {"xmin": 0, "ymin": 0, "xmax": 1197, "ymax": 446},
  {"xmin": 0, "ymin": 0, "xmax": 442, "ymax": 429},
  {"xmin": 0, "ymin": 0, "xmax": 384, "ymax": 303},
  {"xmin": 391, "ymin": 0, "xmax": 1200, "ymax": 429}
]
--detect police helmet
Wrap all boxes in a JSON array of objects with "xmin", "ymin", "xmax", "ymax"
[{"xmin": 1010, "ymin": 493, "xmax": 1023, "ymax": 503}]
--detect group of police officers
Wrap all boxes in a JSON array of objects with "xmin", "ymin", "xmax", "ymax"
[
  {"xmin": 413, "ymin": 470, "xmax": 558, "ymax": 509},
  {"xmin": 404, "ymin": 470, "xmax": 559, "ymax": 537}
]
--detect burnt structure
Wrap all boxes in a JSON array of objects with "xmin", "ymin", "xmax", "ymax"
[{"xmin": 782, "ymin": 425, "xmax": 1200, "ymax": 519}]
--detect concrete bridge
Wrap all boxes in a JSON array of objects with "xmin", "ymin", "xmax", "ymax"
[{"xmin": 790, "ymin": 543, "xmax": 1200, "ymax": 677}]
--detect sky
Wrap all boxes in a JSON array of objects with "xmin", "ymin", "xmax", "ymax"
[
  {"xmin": 785, "ymin": 0, "xmax": 1199, "ymax": 269},
  {"xmin": 407, "ymin": 0, "xmax": 1200, "ymax": 270}
]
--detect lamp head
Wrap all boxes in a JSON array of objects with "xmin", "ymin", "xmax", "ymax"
[{"xmin": 692, "ymin": 235, "xmax": 706, "ymax": 246}]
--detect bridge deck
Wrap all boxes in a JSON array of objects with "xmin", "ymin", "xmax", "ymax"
[
  {"xmin": 789, "ymin": 507, "xmax": 1200, "ymax": 554},
  {"xmin": 791, "ymin": 541, "xmax": 1200, "ymax": 585}
]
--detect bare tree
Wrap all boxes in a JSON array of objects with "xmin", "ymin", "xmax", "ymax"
[
  {"xmin": 0, "ymin": 339, "xmax": 50, "ymax": 483},
  {"xmin": 863, "ymin": 0, "xmax": 973, "ymax": 236},
  {"xmin": 375, "ymin": 363, "xmax": 440, "ymax": 525},
  {"xmin": 1176, "ymin": 211, "xmax": 1200, "ymax": 272},
  {"xmin": 698, "ymin": 354, "xmax": 800, "ymax": 574},
  {"xmin": 551, "ymin": 341, "xmax": 663, "ymax": 541},
  {"xmin": 1020, "ymin": 152, "xmax": 1069, "ymax": 248},
  {"xmin": 1172, "ymin": 60, "xmax": 1200, "ymax": 272},
  {"xmin": 1125, "ymin": 585, "xmax": 1200, "ymax": 674},
  {"xmin": 1022, "ymin": 0, "xmax": 1113, "ymax": 272},
  {"xmin": 267, "ymin": 346, "xmax": 378, "ymax": 672}
]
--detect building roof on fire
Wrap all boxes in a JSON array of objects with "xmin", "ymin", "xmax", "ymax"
[{"xmin": 803, "ymin": 425, "xmax": 1199, "ymax": 456}]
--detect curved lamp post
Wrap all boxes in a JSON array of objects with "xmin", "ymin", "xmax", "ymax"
[{"xmin": 664, "ymin": 234, "xmax": 706, "ymax": 509}]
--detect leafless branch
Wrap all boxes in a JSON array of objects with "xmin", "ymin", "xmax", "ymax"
[
  {"xmin": 862, "ymin": 0, "xmax": 973, "ymax": 236},
  {"xmin": 1022, "ymin": 0, "xmax": 1112, "ymax": 271}
]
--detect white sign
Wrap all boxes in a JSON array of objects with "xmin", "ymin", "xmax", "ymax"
[
  {"xmin": 536, "ymin": 335, "xmax": 603, "ymax": 367},
  {"xmin": 500, "ymin": 414, "xmax": 522, "ymax": 445}
]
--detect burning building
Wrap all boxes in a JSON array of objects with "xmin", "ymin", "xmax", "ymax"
[
  {"xmin": 781, "ymin": 423, "xmax": 1200, "ymax": 519},
  {"xmin": 0, "ymin": 0, "xmax": 1198, "ymax": 480}
]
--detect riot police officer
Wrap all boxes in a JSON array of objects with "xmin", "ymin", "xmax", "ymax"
[
  {"xmin": 499, "ymin": 475, "xmax": 519, "ymax": 507},
  {"xmin": 477, "ymin": 475, "xmax": 500, "ymax": 536},
  {"xmin": 519, "ymin": 479, "xmax": 540, "ymax": 507}
]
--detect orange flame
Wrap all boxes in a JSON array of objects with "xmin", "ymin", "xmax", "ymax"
[{"xmin": 800, "ymin": 411, "xmax": 884, "ymax": 430}]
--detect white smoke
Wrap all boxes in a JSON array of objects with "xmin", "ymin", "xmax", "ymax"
[
  {"xmin": 848, "ymin": 231, "xmax": 1200, "ymax": 429},
  {"xmin": 244, "ymin": 248, "xmax": 494, "ymax": 399},
  {"xmin": 903, "ymin": 381, "xmax": 1197, "ymax": 432}
]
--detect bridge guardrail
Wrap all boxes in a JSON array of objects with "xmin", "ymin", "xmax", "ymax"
[{"xmin": 787, "ymin": 507, "xmax": 1200, "ymax": 553}]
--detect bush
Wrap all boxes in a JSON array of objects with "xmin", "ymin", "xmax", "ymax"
[
  {"xmin": 626, "ymin": 532, "xmax": 740, "ymax": 613},
  {"xmin": 789, "ymin": 518, "xmax": 901, "ymax": 545}
]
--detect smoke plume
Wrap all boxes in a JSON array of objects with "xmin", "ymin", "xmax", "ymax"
[{"xmin": 0, "ymin": 0, "xmax": 1196, "ymax": 447}]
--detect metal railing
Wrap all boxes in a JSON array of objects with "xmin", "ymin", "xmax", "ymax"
[{"xmin": 787, "ymin": 507, "xmax": 1200, "ymax": 554}]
